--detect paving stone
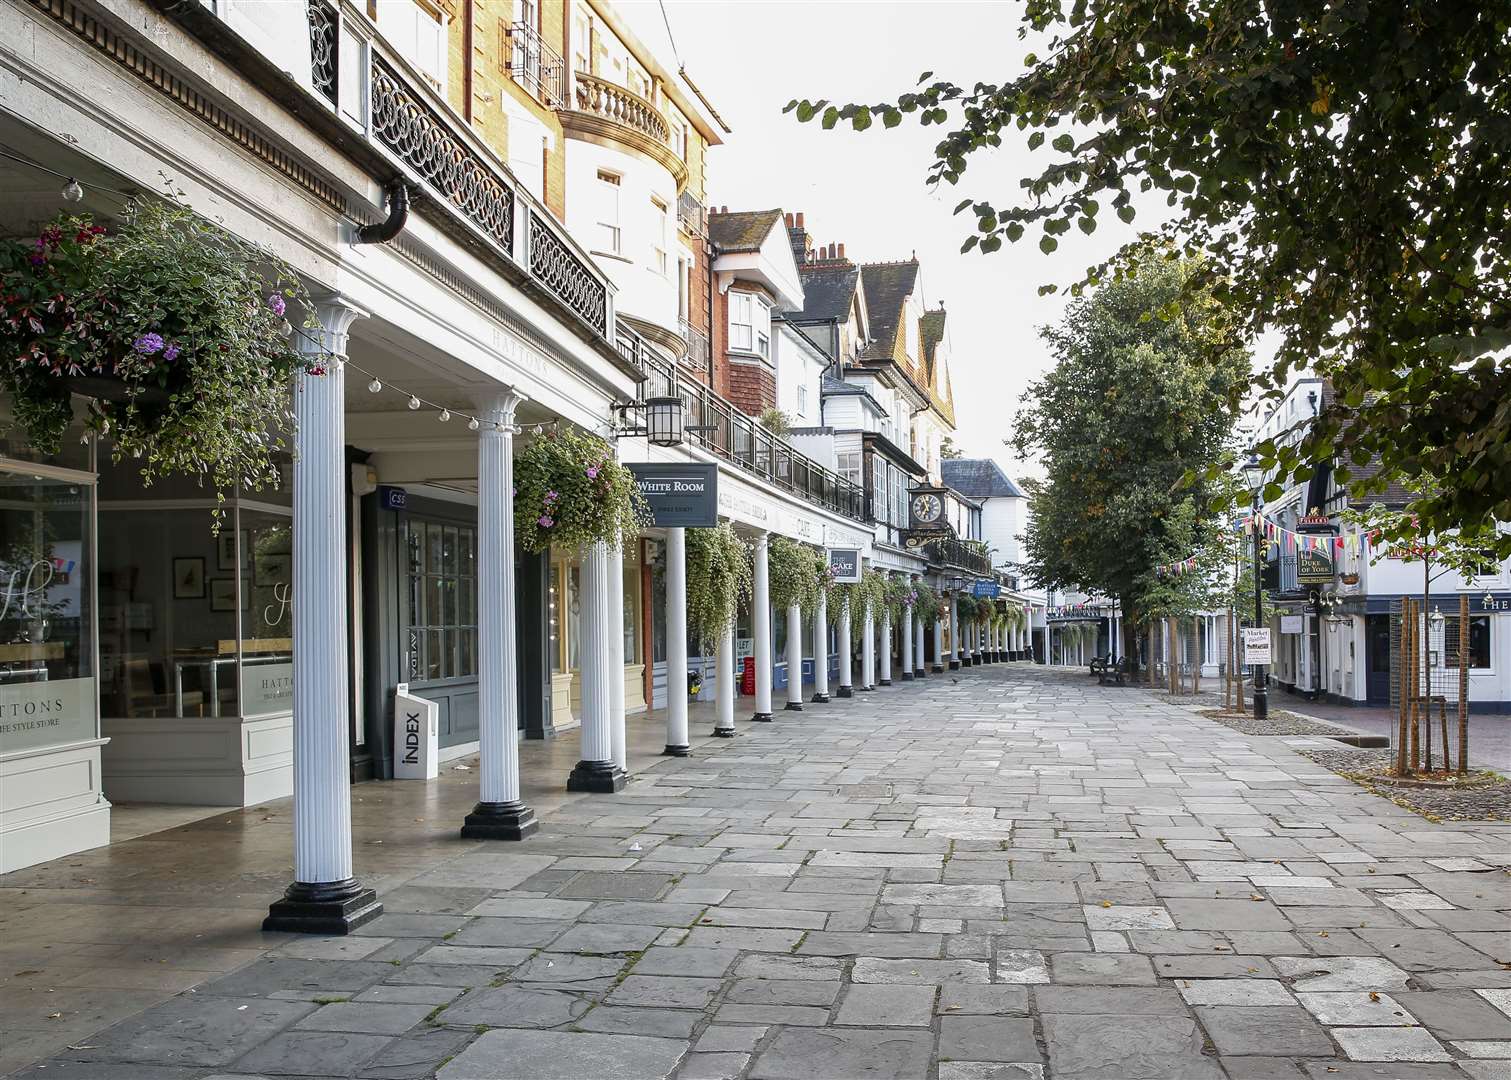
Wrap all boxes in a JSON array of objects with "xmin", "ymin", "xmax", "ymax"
[
  {"xmin": 881, "ymin": 883, "xmax": 1004, "ymax": 907},
  {"xmin": 467, "ymin": 898, "xmax": 594, "ymax": 919},
  {"xmin": 712, "ymin": 1003, "xmax": 831, "ymax": 1026},
  {"xmin": 835, "ymin": 984, "xmax": 935, "ymax": 1026},
  {"xmin": 1354, "ymin": 929, "xmax": 1496, "ymax": 971},
  {"xmin": 577, "ymin": 1006, "xmax": 702, "ymax": 1038},
  {"xmin": 354, "ymin": 985, "xmax": 464, "ymax": 1006},
  {"xmin": 732, "ymin": 954, "xmax": 843, "ymax": 981},
  {"xmin": 939, "ymin": 985, "xmax": 1030, "ymax": 1015},
  {"xmin": 1153, "ymin": 956, "xmax": 1277, "ymax": 979},
  {"xmin": 630, "ymin": 947, "xmax": 739, "ymax": 978},
  {"xmin": 1194, "ymin": 1006, "xmax": 1335, "ymax": 1057},
  {"xmin": 1048, "ymin": 952, "xmax": 1156, "ymax": 985},
  {"xmin": 198, "ymin": 959, "xmax": 394, "ymax": 998},
  {"xmin": 1164, "ymin": 899, "xmax": 1293, "ymax": 931},
  {"xmin": 851, "ymin": 957, "xmax": 991, "ymax": 984},
  {"xmin": 1033, "ymin": 987, "xmax": 1187, "ymax": 1015},
  {"xmin": 1042, "ymin": 1013, "xmax": 1221, "ymax": 1079},
  {"xmin": 994, "ymin": 950, "xmax": 1050, "ymax": 984},
  {"xmin": 549, "ymin": 923, "xmax": 664, "ymax": 954},
  {"xmin": 725, "ymin": 979, "xmax": 841, "ymax": 1007},
  {"xmin": 694, "ymin": 1025, "xmax": 767, "ymax": 1052},
  {"xmin": 797, "ymin": 932, "xmax": 943, "ymax": 958},
  {"xmin": 555, "ymin": 873, "xmax": 678, "ymax": 900},
  {"xmin": 450, "ymin": 919, "xmax": 569, "ymax": 948},
  {"xmin": 1082, "ymin": 905, "xmax": 1176, "ymax": 931},
  {"xmin": 294, "ymin": 1001, "xmax": 433, "ymax": 1035},
  {"xmin": 438, "ymin": 986, "xmax": 591, "ymax": 1028},
  {"xmin": 1175, "ymin": 978, "xmax": 1294, "ymax": 1006},
  {"xmin": 678, "ymin": 1051, "xmax": 750, "ymax": 1080},
  {"xmin": 608, "ymin": 975, "xmax": 723, "ymax": 1009},
  {"xmin": 940, "ymin": 1016, "xmax": 1040, "ymax": 1062},
  {"xmin": 509, "ymin": 953, "xmax": 624, "ymax": 990},
  {"xmin": 1332, "ymin": 1026, "xmax": 1451, "ymax": 1062},
  {"xmin": 234, "ymin": 1031, "xmax": 396, "ymax": 1076},
  {"xmin": 411, "ymin": 945, "xmax": 533, "ymax": 968},
  {"xmin": 749, "ymin": 1027, "xmax": 934, "ymax": 1079},
  {"xmin": 436, "ymin": 1029, "xmax": 688, "ymax": 1079},
  {"xmin": 1272, "ymin": 955, "xmax": 1411, "ymax": 991},
  {"xmin": 357, "ymin": 1026, "xmax": 473, "ymax": 1080},
  {"xmin": 73, "ymin": 996, "xmax": 316, "ymax": 1066},
  {"xmin": 937, "ymin": 1064, "xmax": 1045, "ymax": 1080},
  {"xmin": 1295, "ymin": 991, "xmax": 1415, "ymax": 1026}
]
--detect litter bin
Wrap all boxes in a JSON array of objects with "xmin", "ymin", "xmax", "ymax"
[{"xmin": 393, "ymin": 683, "xmax": 438, "ymax": 780}]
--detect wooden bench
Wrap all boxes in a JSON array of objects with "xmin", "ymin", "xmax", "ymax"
[
  {"xmin": 1098, "ymin": 658, "xmax": 1133, "ymax": 687},
  {"xmin": 1088, "ymin": 655, "xmax": 1112, "ymax": 677}
]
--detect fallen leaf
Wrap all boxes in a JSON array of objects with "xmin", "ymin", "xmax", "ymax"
[
  {"xmin": 1368, "ymin": 992, "xmax": 1381, "ymax": 1002},
  {"xmin": 1101, "ymin": 901, "xmax": 1113, "ymax": 908},
  {"xmin": 47, "ymin": 1012, "xmax": 62, "ymax": 1020}
]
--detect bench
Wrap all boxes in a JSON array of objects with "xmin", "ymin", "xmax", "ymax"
[
  {"xmin": 1088, "ymin": 655, "xmax": 1112, "ymax": 677},
  {"xmin": 1098, "ymin": 658, "xmax": 1133, "ymax": 687}
]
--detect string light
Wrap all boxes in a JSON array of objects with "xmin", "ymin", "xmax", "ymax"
[
  {"xmin": 60, "ymin": 177, "xmax": 83, "ymax": 203},
  {"xmin": 437, "ymin": 409, "xmax": 451, "ymax": 423},
  {"xmin": 407, "ymin": 395, "xmax": 421, "ymax": 411},
  {"xmin": 367, "ymin": 377, "xmax": 382, "ymax": 393},
  {"xmin": 467, "ymin": 417, "xmax": 480, "ymax": 431}
]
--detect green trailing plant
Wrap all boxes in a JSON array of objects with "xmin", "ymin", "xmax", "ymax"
[
  {"xmin": 0, "ymin": 202, "xmax": 314, "ymax": 511},
  {"xmin": 513, "ymin": 427, "xmax": 646, "ymax": 554},
  {"xmin": 768, "ymin": 536, "xmax": 821, "ymax": 614},
  {"xmin": 912, "ymin": 582, "xmax": 941, "ymax": 626},
  {"xmin": 883, "ymin": 575, "xmax": 912, "ymax": 622},
  {"xmin": 834, "ymin": 568, "xmax": 888, "ymax": 646},
  {"xmin": 685, "ymin": 523, "xmax": 751, "ymax": 653},
  {"xmin": 954, "ymin": 594, "xmax": 978, "ymax": 625}
]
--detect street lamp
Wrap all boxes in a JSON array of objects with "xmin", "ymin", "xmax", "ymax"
[
  {"xmin": 1242, "ymin": 452, "xmax": 1269, "ymax": 720},
  {"xmin": 644, "ymin": 397, "xmax": 685, "ymax": 447}
]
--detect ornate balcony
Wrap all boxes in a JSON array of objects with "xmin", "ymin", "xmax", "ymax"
[
  {"xmin": 506, "ymin": 22, "xmax": 565, "ymax": 109},
  {"xmin": 559, "ymin": 72, "xmax": 688, "ymax": 189}
]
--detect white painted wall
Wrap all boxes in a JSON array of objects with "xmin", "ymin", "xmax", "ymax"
[{"xmin": 776, "ymin": 323, "xmax": 827, "ymax": 427}]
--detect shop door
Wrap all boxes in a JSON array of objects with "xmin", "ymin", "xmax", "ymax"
[{"xmin": 1365, "ymin": 614, "xmax": 1392, "ymax": 704}]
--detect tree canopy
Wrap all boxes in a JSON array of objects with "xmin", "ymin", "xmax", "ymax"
[
  {"xmin": 1012, "ymin": 253, "xmax": 1249, "ymax": 654},
  {"xmin": 787, "ymin": 2, "xmax": 1510, "ymax": 550}
]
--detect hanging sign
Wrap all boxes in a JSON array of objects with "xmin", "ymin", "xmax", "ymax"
[
  {"xmin": 827, "ymin": 548, "xmax": 862, "ymax": 584},
  {"xmin": 378, "ymin": 486, "xmax": 408, "ymax": 512},
  {"xmin": 1296, "ymin": 546, "xmax": 1335, "ymax": 584},
  {"xmin": 1241, "ymin": 627, "xmax": 1272, "ymax": 665},
  {"xmin": 1280, "ymin": 614, "xmax": 1304, "ymax": 635},
  {"xmin": 972, "ymin": 581, "xmax": 1000, "ymax": 599},
  {"xmin": 627, "ymin": 463, "xmax": 718, "ymax": 527}
]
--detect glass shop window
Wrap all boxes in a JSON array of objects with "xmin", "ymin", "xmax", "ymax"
[
  {"xmin": 0, "ymin": 467, "xmax": 96, "ymax": 753},
  {"xmin": 240, "ymin": 510, "xmax": 294, "ymax": 715},
  {"xmin": 1444, "ymin": 615, "xmax": 1492, "ymax": 671},
  {"xmin": 404, "ymin": 519, "xmax": 477, "ymax": 683}
]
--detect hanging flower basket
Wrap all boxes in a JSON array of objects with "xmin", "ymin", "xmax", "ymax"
[
  {"xmin": 0, "ymin": 204, "xmax": 314, "ymax": 503},
  {"xmin": 513, "ymin": 426, "xmax": 646, "ymax": 554},
  {"xmin": 685, "ymin": 523, "xmax": 750, "ymax": 652},
  {"xmin": 768, "ymin": 536, "xmax": 821, "ymax": 614}
]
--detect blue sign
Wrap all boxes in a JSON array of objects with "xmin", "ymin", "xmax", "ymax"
[
  {"xmin": 972, "ymin": 581, "xmax": 1000, "ymax": 599},
  {"xmin": 379, "ymin": 486, "xmax": 408, "ymax": 512}
]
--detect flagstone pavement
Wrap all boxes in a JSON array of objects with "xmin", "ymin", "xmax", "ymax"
[{"xmin": 5, "ymin": 664, "xmax": 1511, "ymax": 1080}]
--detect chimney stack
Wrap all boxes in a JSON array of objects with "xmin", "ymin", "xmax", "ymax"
[{"xmin": 784, "ymin": 212, "xmax": 793, "ymax": 228}]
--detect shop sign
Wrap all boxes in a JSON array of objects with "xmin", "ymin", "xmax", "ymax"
[
  {"xmin": 379, "ymin": 486, "xmax": 408, "ymax": 512},
  {"xmin": 1241, "ymin": 628, "xmax": 1273, "ymax": 665},
  {"xmin": 972, "ymin": 581, "xmax": 1000, "ymax": 599},
  {"xmin": 1471, "ymin": 592, "xmax": 1511, "ymax": 614},
  {"xmin": 1280, "ymin": 614, "xmax": 1304, "ymax": 635},
  {"xmin": 627, "ymin": 463, "xmax": 718, "ymax": 527},
  {"xmin": 827, "ymin": 548, "xmax": 862, "ymax": 584},
  {"xmin": 242, "ymin": 662, "xmax": 294, "ymax": 715},
  {"xmin": 0, "ymin": 676, "xmax": 95, "ymax": 753},
  {"xmin": 1296, "ymin": 548, "xmax": 1335, "ymax": 583}
]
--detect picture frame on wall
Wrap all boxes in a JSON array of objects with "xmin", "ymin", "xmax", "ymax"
[
  {"xmin": 172, "ymin": 557, "xmax": 205, "ymax": 599},
  {"xmin": 210, "ymin": 578, "xmax": 246, "ymax": 612},
  {"xmin": 217, "ymin": 530, "xmax": 248, "ymax": 572}
]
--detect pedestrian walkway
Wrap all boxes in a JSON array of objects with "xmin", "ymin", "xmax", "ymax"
[{"xmin": 4, "ymin": 665, "xmax": 1510, "ymax": 1079}]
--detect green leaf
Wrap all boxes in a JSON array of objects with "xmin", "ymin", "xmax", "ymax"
[
  {"xmin": 1117, "ymin": 205, "xmax": 1136, "ymax": 223},
  {"xmin": 1039, "ymin": 235, "xmax": 1058, "ymax": 253},
  {"xmin": 1052, "ymin": 134, "xmax": 1074, "ymax": 153},
  {"xmin": 1028, "ymin": 131, "xmax": 1045, "ymax": 150}
]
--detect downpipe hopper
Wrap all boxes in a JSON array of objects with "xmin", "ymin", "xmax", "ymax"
[{"xmin": 356, "ymin": 182, "xmax": 409, "ymax": 245}]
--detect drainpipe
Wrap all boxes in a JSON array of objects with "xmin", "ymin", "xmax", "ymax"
[{"xmin": 356, "ymin": 182, "xmax": 410, "ymax": 245}]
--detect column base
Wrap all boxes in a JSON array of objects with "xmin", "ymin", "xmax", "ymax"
[
  {"xmin": 859, "ymin": 685, "xmax": 874, "ymax": 692},
  {"xmin": 784, "ymin": 702, "xmax": 804, "ymax": 712},
  {"xmin": 751, "ymin": 712, "xmax": 774, "ymax": 722},
  {"xmin": 811, "ymin": 692, "xmax": 830, "ymax": 703},
  {"xmin": 949, "ymin": 660, "xmax": 961, "ymax": 671},
  {"xmin": 879, "ymin": 678, "xmax": 892, "ymax": 687},
  {"xmin": 900, "ymin": 672, "xmax": 914, "ymax": 681},
  {"xmin": 837, "ymin": 686, "xmax": 853, "ymax": 698},
  {"xmin": 662, "ymin": 744, "xmax": 690, "ymax": 756},
  {"xmin": 263, "ymin": 878, "xmax": 383, "ymax": 936},
  {"xmin": 711, "ymin": 726, "xmax": 737, "ymax": 738},
  {"xmin": 566, "ymin": 759, "xmax": 627, "ymax": 793},
  {"xmin": 914, "ymin": 668, "xmax": 926, "ymax": 678},
  {"xmin": 932, "ymin": 664, "xmax": 944, "ymax": 673},
  {"xmin": 461, "ymin": 800, "xmax": 539, "ymax": 841}
]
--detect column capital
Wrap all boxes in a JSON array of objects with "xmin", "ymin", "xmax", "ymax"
[
  {"xmin": 477, "ymin": 388, "xmax": 529, "ymax": 428},
  {"xmin": 299, "ymin": 296, "xmax": 369, "ymax": 358}
]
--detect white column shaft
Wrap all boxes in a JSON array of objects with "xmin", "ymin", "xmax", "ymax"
[
  {"xmin": 813, "ymin": 593, "xmax": 829, "ymax": 698},
  {"xmin": 579, "ymin": 542, "xmax": 613, "ymax": 763},
  {"xmin": 786, "ymin": 601, "xmax": 803, "ymax": 706},
  {"xmin": 901, "ymin": 603, "xmax": 914, "ymax": 673},
  {"xmin": 752, "ymin": 533, "xmax": 772, "ymax": 716},
  {"xmin": 862, "ymin": 601, "xmax": 875, "ymax": 689},
  {"xmin": 949, "ymin": 597, "xmax": 959, "ymax": 662},
  {"xmin": 916, "ymin": 616, "xmax": 925, "ymax": 671},
  {"xmin": 477, "ymin": 394, "xmax": 523, "ymax": 806},
  {"xmin": 715, "ymin": 620, "xmax": 735, "ymax": 733},
  {"xmin": 880, "ymin": 604, "xmax": 893, "ymax": 683},
  {"xmin": 665, "ymin": 527, "xmax": 689, "ymax": 748},
  {"xmin": 838, "ymin": 597, "xmax": 853, "ymax": 689},
  {"xmin": 609, "ymin": 536, "xmax": 627, "ymax": 769},
  {"xmin": 933, "ymin": 619, "xmax": 943, "ymax": 668}
]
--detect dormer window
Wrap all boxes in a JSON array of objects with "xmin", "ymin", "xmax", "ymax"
[{"xmin": 729, "ymin": 292, "xmax": 772, "ymax": 359}]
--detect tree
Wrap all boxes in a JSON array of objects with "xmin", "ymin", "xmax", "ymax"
[
  {"xmin": 939, "ymin": 436, "xmax": 964, "ymax": 460},
  {"xmin": 1012, "ymin": 252, "xmax": 1248, "ymax": 667},
  {"xmin": 787, "ymin": 4, "xmax": 1511, "ymax": 552}
]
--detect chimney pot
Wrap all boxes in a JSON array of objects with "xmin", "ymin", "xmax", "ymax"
[
  {"xmin": 795, "ymin": 212, "xmax": 805, "ymax": 228},
  {"xmin": 837, "ymin": 242, "xmax": 845, "ymax": 259},
  {"xmin": 828, "ymin": 243, "xmax": 837, "ymax": 259},
  {"xmin": 784, "ymin": 212, "xmax": 793, "ymax": 228}
]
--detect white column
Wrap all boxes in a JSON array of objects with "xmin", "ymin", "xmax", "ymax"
[
  {"xmin": 265, "ymin": 298, "xmax": 381, "ymax": 934},
  {"xmin": 900, "ymin": 599, "xmax": 914, "ymax": 680},
  {"xmin": 861, "ymin": 599, "xmax": 875, "ymax": 690},
  {"xmin": 785, "ymin": 601, "xmax": 804, "ymax": 710},
  {"xmin": 915, "ymin": 613, "xmax": 926, "ymax": 676},
  {"xmin": 838, "ymin": 596, "xmax": 854, "ymax": 697},
  {"xmin": 567, "ymin": 542, "xmax": 624, "ymax": 792},
  {"xmin": 948, "ymin": 595, "xmax": 960, "ymax": 669},
  {"xmin": 933, "ymin": 616, "xmax": 944, "ymax": 673},
  {"xmin": 812, "ymin": 592, "xmax": 830, "ymax": 701},
  {"xmin": 751, "ymin": 532, "xmax": 773, "ymax": 720},
  {"xmin": 879, "ymin": 600, "xmax": 893, "ymax": 685},
  {"xmin": 609, "ymin": 536, "xmax": 627, "ymax": 769},
  {"xmin": 664, "ymin": 527, "xmax": 690, "ymax": 753},
  {"xmin": 461, "ymin": 390, "xmax": 537, "ymax": 841},
  {"xmin": 713, "ymin": 620, "xmax": 736, "ymax": 736}
]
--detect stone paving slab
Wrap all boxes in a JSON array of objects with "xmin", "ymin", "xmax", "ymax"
[{"xmin": 11, "ymin": 665, "xmax": 1511, "ymax": 1079}]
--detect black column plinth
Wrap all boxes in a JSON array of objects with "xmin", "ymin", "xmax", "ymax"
[
  {"xmin": 837, "ymin": 686, "xmax": 853, "ymax": 698},
  {"xmin": 961, "ymin": 657, "xmax": 972, "ymax": 668},
  {"xmin": 663, "ymin": 744, "xmax": 690, "ymax": 756},
  {"xmin": 264, "ymin": 877, "xmax": 383, "ymax": 936},
  {"xmin": 461, "ymin": 799, "xmax": 538, "ymax": 841},
  {"xmin": 949, "ymin": 660, "xmax": 961, "ymax": 670},
  {"xmin": 784, "ymin": 701, "xmax": 804, "ymax": 711},
  {"xmin": 879, "ymin": 678, "xmax": 892, "ymax": 687},
  {"xmin": 915, "ymin": 667, "xmax": 927, "ymax": 678},
  {"xmin": 712, "ymin": 726, "xmax": 737, "ymax": 738},
  {"xmin": 811, "ymin": 692, "xmax": 830, "ymax": 703},
  {"xmin": 932, "ymin": 664, "xmax": 944, "ymax": 673},
  {"xmin": 900, "ymin": 671, "xmax": 914, "ymax": 681},
  {"xmin": 567, "ymin": 759, "xmax": 627, "ymax": 793},
  {"xmin": 751, "ymin": 712, "xmax": 774, "ymax": 722}
]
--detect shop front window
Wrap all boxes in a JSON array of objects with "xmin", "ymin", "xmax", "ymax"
[
  {"xmin": 240, "ymin": 509, "xmax": 293, "ymax": 715},
  {"xmin": 404, "ymin": 519, "xmax": 477, "ymax": 683},
  {"xmin": 0, "ymin": 466, "xmax": 95, "ymax": 752}
]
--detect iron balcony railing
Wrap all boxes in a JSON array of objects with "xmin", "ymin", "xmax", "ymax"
[
  {"xmin": 915, "ymin": 535, "xmax": 994, "ymax": 576},
  {"xmin": 302, "ymin": 0, "xmax": 611, "ymax": 339},
  {"xmin": 506, "ymin": 21, "xmax": 566, "ymax": 108},
  {"xmin": 619, "ymin": 327, "xmax": 866, "ymax": 522},
  {"xmin": 679, "ymin": 317, "xmax": 710, "ymax": 372}
]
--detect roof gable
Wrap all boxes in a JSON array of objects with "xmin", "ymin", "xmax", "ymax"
[
  {"xmin": 941, "ymin": 458, "xmax": 1025, "ymax": 499},
  {"xmin": 708, "ymin": 209, "xmax": 785, "ymax": 254}
]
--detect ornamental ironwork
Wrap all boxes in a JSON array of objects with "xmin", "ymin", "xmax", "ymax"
[
  {"xmin": 306, "ymin": 0, "xmax": 337, "ymax": 105},
  {"xmin": 369, "ymin": 57, "xmax": 514, "ymax": 254},
  {"xmin": 506, "ymin": 21, "xmax": 565, "ymax": 108},
  {"xmin": 529, "ymin": 211, "xmax": 606, "ymax": 335}
]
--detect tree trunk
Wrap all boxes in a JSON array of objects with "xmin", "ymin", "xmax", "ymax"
[{"xmin": 1396, "ymin": 600, "xmax": 1410, "ymax": 776}]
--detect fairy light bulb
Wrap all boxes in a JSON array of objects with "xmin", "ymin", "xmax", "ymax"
[
  {"xmin": 438, "ymin": 409, "xmax": 451, "ymax": 423},
  {"xmin": 60, "ymin": 178, "xmax": 84, "ymax": 203},
  {"xmin": 467, "ymin": 417, "xmax": 480, "ymax": 431},
  {"xmin": 407, "ymin": 395, "xmax": 421, "ymax": 411},
  {"xmin": 367, "ymin": 378, "xmax": 382, "ymax": 393}
]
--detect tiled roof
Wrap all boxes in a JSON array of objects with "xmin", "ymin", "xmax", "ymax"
[
  {"xmin": 795, "ymin": 263, "xmax": 860, "ymax": 323},
  {"xmin": 707, "ymin": 209, "xmax": 784, "ymax": 254},
  {"xmin": 942, "ymin": 458, "xmax": 1025, "ymax": 499},
  {"xmin": 918, "ymin": 306, "xmax": 954, "ymax": 425},
  {"xmin": 858, "ymin": 260, "xmax": 919, "ymax": 362}
]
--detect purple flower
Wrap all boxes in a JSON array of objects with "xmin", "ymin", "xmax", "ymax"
[
  {"xmin": 537, "ymin": 515, "xmax": 554, "ymax": 528},
  {"xmin": 585, "ymin": 466, "xmax": 600, "ymax": 480},
  {"xmin": 162, "ymin": 343, "xmax": 181, "ymax": 362},
  {"xmin": 545, "ymin": 490, "xmax": 559, "ymax": 502},
  {"xmin": 133, "ymin": 332, "xmax": 165, "ymax": 355},
  {"xmin": 267, "ymin": 293, "xmax": 287, "ymax": 317}
]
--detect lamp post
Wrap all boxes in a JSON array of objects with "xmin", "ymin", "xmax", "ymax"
[{"xmin": 1243, "ymin": 453, "xmax": 1269, "ymax": 720}]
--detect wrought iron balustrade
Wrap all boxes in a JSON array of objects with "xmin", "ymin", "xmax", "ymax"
[
  {"xmin": 572, "ymin": 72, "xmax": 670, "ymax": 144},
  {"xmin": 307, "ymin": 0, "xmax": 337, "ymax": 104},
  {"xmin": 506, "ymin": 21, "xmax": 565, "ymax": 108},
  {"xmin": 911, "ymin": 534, "xmax": 993, "ymax": 575},
  {"xmin": 677, "ymin": 190, "xmax": 706, "ymax": 236},
  {"xmin": 679, "ymin": 317, "xmax": 709, "ymax": 371}
]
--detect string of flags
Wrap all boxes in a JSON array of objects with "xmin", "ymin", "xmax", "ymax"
[{"xmin": 1154, "ymin": 513, "xmax": 1373, "ymax": 579}]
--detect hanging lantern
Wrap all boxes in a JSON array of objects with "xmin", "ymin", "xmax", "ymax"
[{"xmin": 644, "ymin": 397, "xmax": 685, "ymax": 447}]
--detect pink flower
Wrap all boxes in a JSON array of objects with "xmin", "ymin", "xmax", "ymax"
[
  {"xmin": 545, "ymin": 490, "xmax": 559, "ymax": 502},
  {"xmin": 537, "ymin": 515, "xmax": 554, "ymax": 528},
  {"xmin": 585, "ymin": 466, "xmax": 600, "ymax": 480}
]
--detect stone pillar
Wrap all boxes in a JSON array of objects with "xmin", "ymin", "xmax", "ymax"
[
  {"xmin": 933, "ymin": 616, "xmax": 945, "ymax": 673},
  {"xmin": 948, "ymin": 595, "xmax": 961, "ymax": 670},
  {"xmin": 900, "ymin": 598, "xmax": 914, "ymax": 680},
  {"xmin": 567, "ymin": 542, "xmax": 625, "ymax": 792},
  {"xmin": 461, "ymin": 390, "xmax": 538, "ymax": 842},
  {"xmin": 785, "ymin": 601, "xmax": 804, "ymax": 711},
  {"xmin": 264, "ymin": 298, "xmax": 382, "ymax": 935},
  {"xmin": 879, "ymin": 600, "xmax": 893, "ymax": 686},
  {"xmin": 812, "ymin": 592, "xmax": 830, "ymax": 702},
  {"xmin": 664, "ymin": 527, "xmax": 690, "ymax": 754},
  {"xmin": 861, "ymin": 598, "xmax": 875, "ymax": 690},
  {"xmin": 751, "ymin": 531, "xmax": 773, "ymax": 721},
  {"xmin": 609, "ymin": 536, "xmax": 628, "ymax": 770},
  {"xmin": 837, "ymin": 596, "xmax": 854, "ymax": 697},
  {"xmin": 915, "ymin": 613, "xmax": 926, "ymax": 678},
  {"xmin": 713, "ymin": 620, "xmax": 736, "ymax": 736}
]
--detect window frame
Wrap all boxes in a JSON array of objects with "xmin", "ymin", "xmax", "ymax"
[
  {"xmin": 1443, "ymin": 614, "xmax": 1493, "ymax": 672},
  {"xmin": 595, "ymin": 169, "xmax": 622, "ymax": 255}
]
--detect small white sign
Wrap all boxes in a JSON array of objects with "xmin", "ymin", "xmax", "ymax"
[
  {"xmin": 1280, "ymin": 614, "xmax": 1304, "ymax": 635},
  {"xmin": 1242, "ymin": 628, "xmax": 1273, "ymax": 665},
  {"xmin": 394, "ymin": 687, "xmax": 438, "ymax": 780}
]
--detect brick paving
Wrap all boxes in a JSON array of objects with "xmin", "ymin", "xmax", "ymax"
[{"xmin": 6, "ymin": 664, "xmax": 1511, "ymax": 1079}]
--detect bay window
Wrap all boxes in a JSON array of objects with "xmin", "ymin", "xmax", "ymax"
[{"xmin": 729, "ymin": 292, "xmax": 772, "ymax": 358}]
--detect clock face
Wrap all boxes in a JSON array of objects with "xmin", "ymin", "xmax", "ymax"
[{"xmin": 911, "ymin": 493, "xmax": 943, "ymax": 524}]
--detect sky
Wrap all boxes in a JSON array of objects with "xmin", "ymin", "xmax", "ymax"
[{"xmin": 614, "ymin": 0, "xmax": 1155, "ymax": 481}]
